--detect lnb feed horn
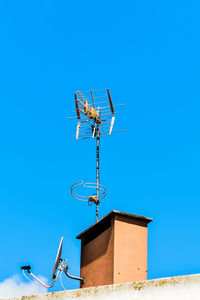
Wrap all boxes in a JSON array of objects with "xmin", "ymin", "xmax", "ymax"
[{"xmin": 21, "ymin": 265, "xmax": 31, "ymax": 271}]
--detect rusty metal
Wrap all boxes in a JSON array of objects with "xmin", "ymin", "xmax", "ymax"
[
  {"xmin": 75, "ymin": 93, "xmax": 80, "ymax": 119},
  {"xmin": 96, "ymin": 124, "xmax": 100, "ymax": 221},
  {"xmin": 107, "ymin": 88, "xmax": 114, "ymax": 114}
]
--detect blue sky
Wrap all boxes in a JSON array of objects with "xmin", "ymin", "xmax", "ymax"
[{"xmin": 0, "ymin": 0, "xmax": 200, "ymax": 295}]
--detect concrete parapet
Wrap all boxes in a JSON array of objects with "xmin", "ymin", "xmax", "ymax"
[{"xmin": 7, "ymin": 274, "xmax": 200, "ymax": 300}]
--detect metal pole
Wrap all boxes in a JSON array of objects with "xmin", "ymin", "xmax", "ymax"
[
  {"xmin": 64, "ymin": 269, "xmax": 84, "ymax": 283},
  {"xmin": 96, "ymin": 124, "xmax": 100, "ymax": 222}
]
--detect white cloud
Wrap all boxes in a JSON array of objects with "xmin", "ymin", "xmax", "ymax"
[{"xmin": 0, "ymin": 274, "xmax": 47, "ymax": 299}]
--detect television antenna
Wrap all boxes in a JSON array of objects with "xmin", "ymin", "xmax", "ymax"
[
  {"xmin": 21, "ymin": 237, "xmax": 84, "ymax": 289},
  {"xmin": 70, "ymin": 88, "xmax": 125, "ymax": 222}
]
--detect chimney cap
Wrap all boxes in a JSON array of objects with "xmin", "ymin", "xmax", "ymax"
[{"xmin": 76, "ymin": 210, "xmax": 152, "ymax": 240}]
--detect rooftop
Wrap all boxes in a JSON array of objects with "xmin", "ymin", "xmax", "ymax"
[{"xmin": 7, "ymin": 274, "xmax": 200, "ymax": 300}]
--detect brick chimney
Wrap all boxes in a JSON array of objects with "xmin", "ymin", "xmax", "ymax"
[{"xmin": 76, "ymin": 210, "xmax": 152, "ymax": 288}]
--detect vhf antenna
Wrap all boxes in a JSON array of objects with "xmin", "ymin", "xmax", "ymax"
[{"xmin": 70, "ymin": 88, "xmax": 125, "ymax": 222}]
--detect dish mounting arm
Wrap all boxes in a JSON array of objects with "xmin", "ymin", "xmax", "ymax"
[
  {"xmin": 21, "ymin": 265, "xmax": 59, "ymax": 288},
  {"xmin": 58, "ymin": 260, "xmax": 84, "ymax": 283},
  {"xmin": 64, "ymin": 268, "xmax": 84, "ymax": 283}
]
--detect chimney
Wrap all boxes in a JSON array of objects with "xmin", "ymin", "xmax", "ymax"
[{"xmin": 76, "ymin": 210, "xmax": 152, "ymax": 288}]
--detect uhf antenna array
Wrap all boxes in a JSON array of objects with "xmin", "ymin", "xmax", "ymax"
[{"xmin": 70, "ymin": 88, "xmax": 125, "ymax": 222}]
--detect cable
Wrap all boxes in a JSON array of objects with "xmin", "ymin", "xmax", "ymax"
[
  {"xmin": 60, "ymin": 271, "xmax": 66, "ymax": 290},
  {"xmin": 23, "ymin": 269, "xmax": 59, "ymax": 289},
  {"xmin": 22, "ymin": 270, "xmax": 42, "ymax": 287}
]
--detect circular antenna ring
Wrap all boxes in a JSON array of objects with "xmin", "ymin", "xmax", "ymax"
[{"xmin": 71, "ymin": 181, "xmax": 106, "ymax": 202}]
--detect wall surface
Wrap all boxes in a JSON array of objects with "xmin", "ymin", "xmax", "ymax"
[
  {"xmin": 79, "ymin": 212, "xmax": 149, "ymax": 288},
  {"xmin": 7, "ymin": 274, "xmax": 200, "ymax": 300},
  {"xmin": 113, "ymin": 215, "xmax": 148, "ymax": 283},
  {"xmin": 80, "ymin": 226, "xmax": 114, "ymax": 288}
]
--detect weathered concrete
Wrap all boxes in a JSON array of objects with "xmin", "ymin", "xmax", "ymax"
[{"xmin": 7, "ymin": 274, "xmax": 200, "ymax": 300}]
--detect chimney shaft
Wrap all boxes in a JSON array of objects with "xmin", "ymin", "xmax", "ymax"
[{"xmin": 76, "ymin": 210, "xmax": 152, "ymax": 288}]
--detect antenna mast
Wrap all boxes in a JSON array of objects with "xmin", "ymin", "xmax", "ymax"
[
  {"xmin": 96, "ymin": 123, "xmax": 100, "ymax": 221},
  {"xmin": 70, "ymin": 88, "xmax": 124, "ymax": 222}
]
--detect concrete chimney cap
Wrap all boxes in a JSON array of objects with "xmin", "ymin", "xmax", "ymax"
[{"xmin": 76, "ymin": 210, "xmax": 152, "ymax": 240}]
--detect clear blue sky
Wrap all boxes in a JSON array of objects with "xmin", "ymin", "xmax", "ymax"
[{"xmin": 0, "ymin": 0, "xmax": 200, "ymax": 293}]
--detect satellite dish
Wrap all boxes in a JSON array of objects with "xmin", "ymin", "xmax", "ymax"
[
  {"xmin": 21, "ymin": 235, "xmax": 84, "ymax": 289},
  {"xmin": 51, "ymin": 237, "xmax": 63, "ymax": 280}
]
